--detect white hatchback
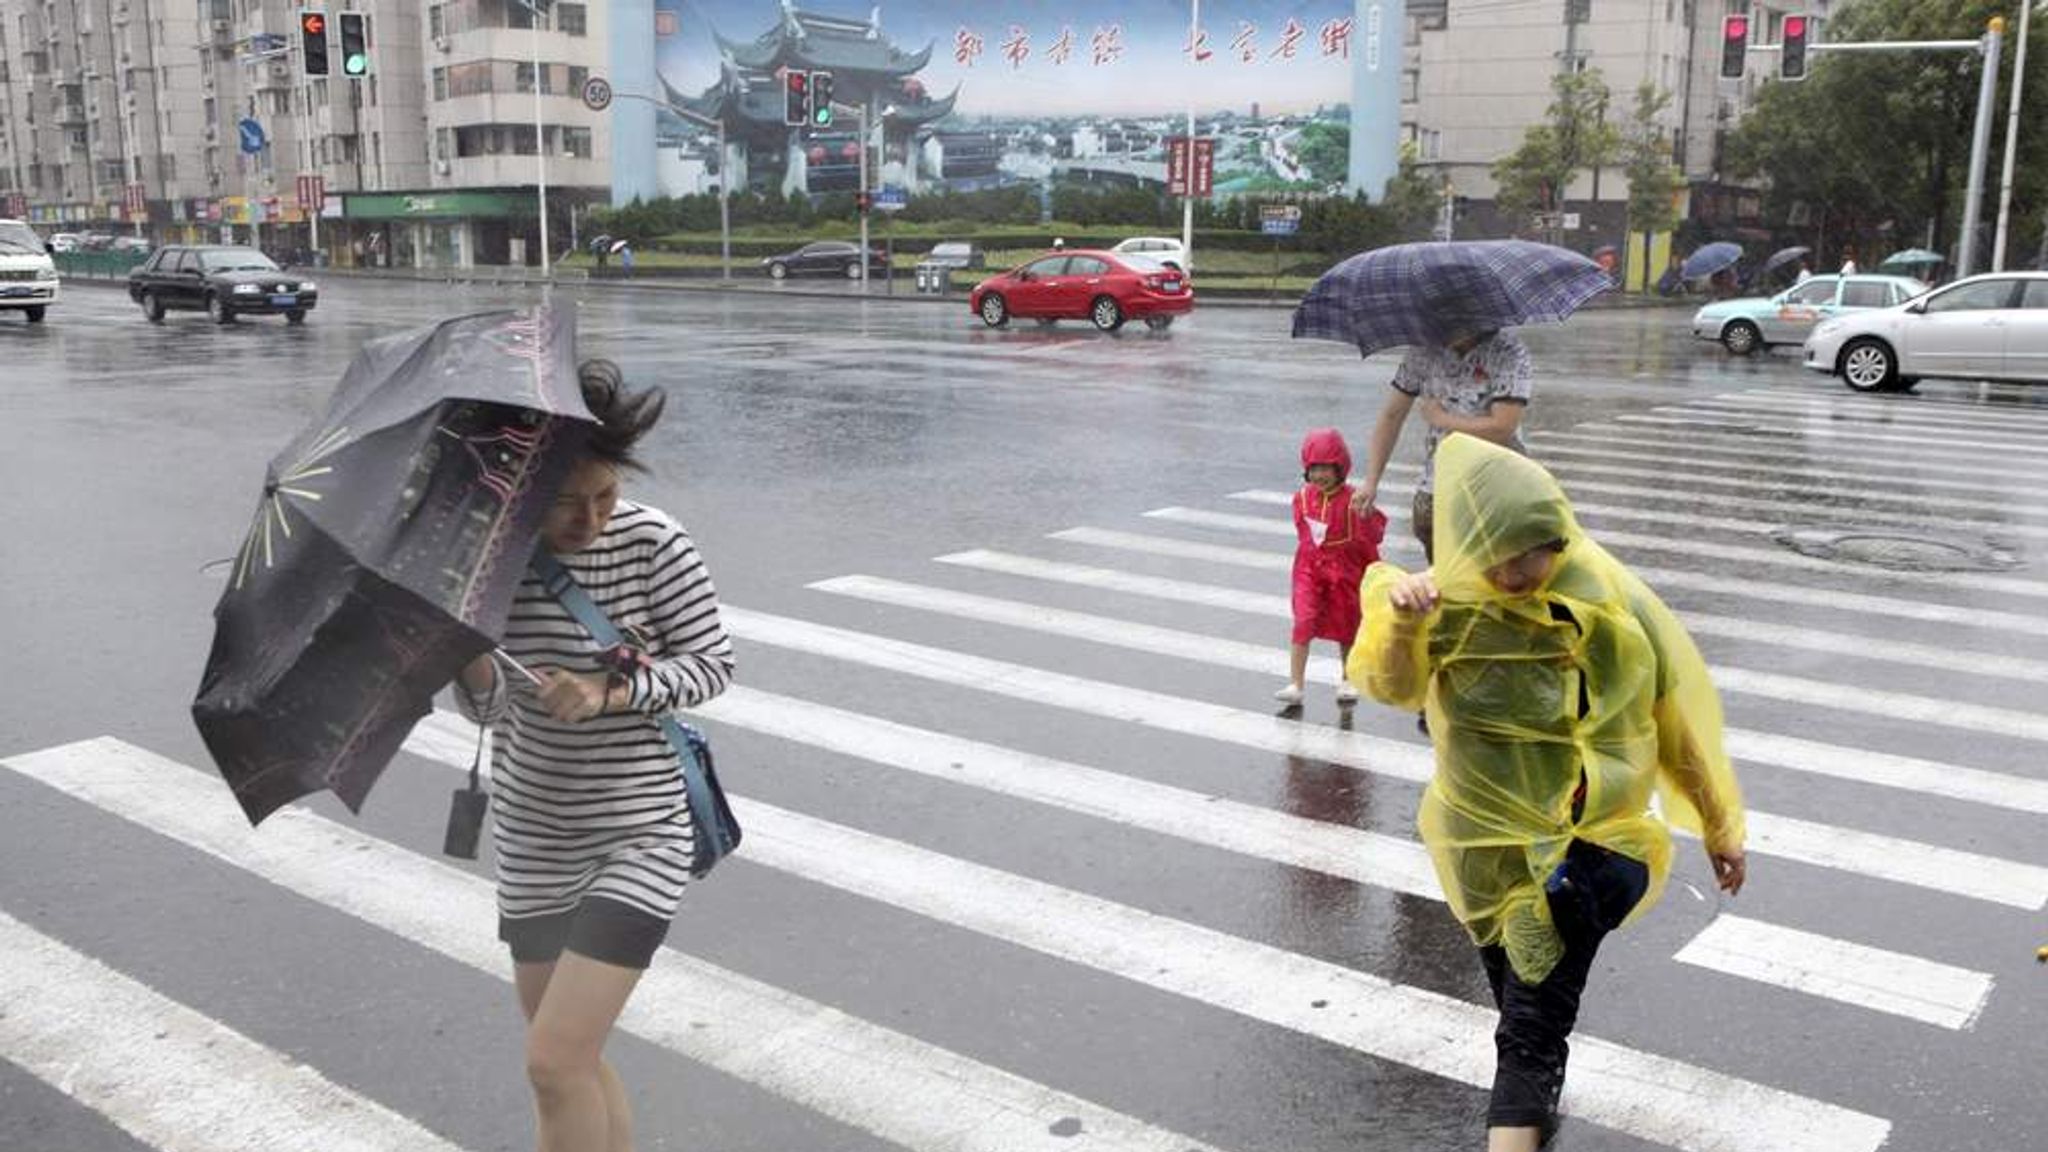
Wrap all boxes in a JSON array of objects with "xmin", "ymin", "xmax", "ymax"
[
  {"xmin": 1110, "ymin": 236, "xmax": 1189, "ymax": 272},
  {"xmin": 1803, "ymin": 272, "xmax": 2048, "ymax": 392}
]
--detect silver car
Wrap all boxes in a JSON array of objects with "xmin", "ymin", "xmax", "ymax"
[
  {"xmin": 1803, "ymin": 272, "xmax": 2048, "ymax": 391},
  {"xmin": 1690, "ymin": 274, "xmax": 1925, "ymax": 355}
]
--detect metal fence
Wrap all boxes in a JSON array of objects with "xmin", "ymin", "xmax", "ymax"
[{"xmin": 52, "ymin": 251, "xmax": 151, "ymax": 279}]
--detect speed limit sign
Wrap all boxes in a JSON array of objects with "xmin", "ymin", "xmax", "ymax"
[{"xmin": 581, "ymin": 76, "xmax": 613, "ymax": 112}]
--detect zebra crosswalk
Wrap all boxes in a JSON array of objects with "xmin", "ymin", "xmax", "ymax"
[{"xmin": 3, "ymin": 382, "xmax": 2045, "ymax": 1151}]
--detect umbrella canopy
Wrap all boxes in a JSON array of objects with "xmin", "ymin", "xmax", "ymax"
[
  {"xmin": 1762, "ymin": 246, "xmax": 1811, "ymax": 275},
  {"xmin": 1681, "ymin": 242, "xmax": 1743, "ymax": 280},
  {"xmin": 1880, "ymin": 248, "xmax": 1944, "ymax": 269},
  {"xmin": 192, "ymin": 306, "xmax": 595, "ymax": 824},
  {"xmin": 1290, "ymin": 240, "xmax": 1612, "ymax": 357}
]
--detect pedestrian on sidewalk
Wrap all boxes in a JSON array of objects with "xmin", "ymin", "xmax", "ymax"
[
  {"xmin": 1348, "ymin": 433, "xmax": 1747, "ymax": 1151},
  {"xmin": 1275, "ymin": 428, "xmax": 1387, "ymax": 706},
  {"xmin": 453, "ymin": 359, "xmax": 736, "ymax": 1152},
  {"xmin": 1350, "ymin": 327, "xmax": 1533, "ymax": 565}
]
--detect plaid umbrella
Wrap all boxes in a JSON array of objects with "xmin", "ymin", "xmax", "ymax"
[
  {"xmin": 1290, "ymin": 240, "xmax": 1612, "ymax": 357},
  {"xmin": 1681, "ymin": 242, "xmax": 1744, "ymax": 280}
]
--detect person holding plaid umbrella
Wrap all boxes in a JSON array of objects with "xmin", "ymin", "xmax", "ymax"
[{"xmin": 1292, "ymin": 240, "xmax": 1611, "ymax": 567}]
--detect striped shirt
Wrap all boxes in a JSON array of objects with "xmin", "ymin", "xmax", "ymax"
[{"xmin": 456, "ymin": 500, "xmax": 736, "ymax": 925}]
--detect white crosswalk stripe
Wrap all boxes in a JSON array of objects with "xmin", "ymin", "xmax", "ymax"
[
  {"xmin": 1524, "ymin": 438, "xmax": 2040, "ymax": 512},
  {"xmin": 0, "ymin": 908, "xmax": 481, "ymax": 1152},
  {"xmin": 1671, "ymin": 915, "xmax": 1994, "ymax": 1031},
  {"xmin": 1540, "ymin": 424, "xmax": 2028, "ymax": 481},
  {"xmin": 722, "ymin": 606, "xmax": 2048, "ymax": 910},
  {"xmin": 392, "ymin": 724, "xmax": 1892, "ymax": 1152},
  {"xmin": 1612, "ymin": 412, "xmax": 2048, "ymax": 459},
  {"xmin": 0, "ymin": 739, "xmax": 1228, "ymax": 1152},
  {"xmin": 1692, "ymin": 392, "xmax": 2048, "ymax": 435}
]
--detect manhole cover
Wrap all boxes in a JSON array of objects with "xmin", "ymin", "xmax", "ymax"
[{"xmin": 1773, "ymin": 528, "xmax": 2020, "ymax": 573}]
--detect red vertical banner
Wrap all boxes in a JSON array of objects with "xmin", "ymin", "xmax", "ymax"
[
  {"xmin": 6, "ymin": 192, "xmax": 26, "ymax": 217},
  {"xmin": 1166, "ymin": 136, "xmax": 1191, "ymax": 197},
  {"xmin": 1191, "ymin": 138, "xmax": 1215, "ymax": 198},
  {"xmin": 125, "ymin": 182, "xmax": 147, "ymax": 218},
  {"xmin": 296, "ymin": 174, "xmax": 325, "ymax": 212}
]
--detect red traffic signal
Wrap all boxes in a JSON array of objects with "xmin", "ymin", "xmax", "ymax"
[
  {"xmin": 783, "ymin": 68, "xmax": 809, "ymax": 126},
  {"xmin": 300, "ymin": 9, "xmax": 330, "ymax": 76},
  {"xmin": 1780, "ymin": 14, "xmax": 1811, "ymax": 81},
  {"xmin": 1720, "ymin": 14, "xmax": 1749, "ymax": 80}
]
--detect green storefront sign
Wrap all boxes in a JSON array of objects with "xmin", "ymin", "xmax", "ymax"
[{"xmin": 344, "ymin": 191, "xmax": 530, "ymax": 220}]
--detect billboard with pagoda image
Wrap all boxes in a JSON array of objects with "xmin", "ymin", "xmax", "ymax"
[{"xmin": 641, "ymin": 0, "xmax": 1401, "ymax": 204}]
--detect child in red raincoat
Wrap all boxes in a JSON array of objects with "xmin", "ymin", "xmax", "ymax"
[{"xmin": 1277, "ymin": 428, "xmax": 1388, "ymax": 706}]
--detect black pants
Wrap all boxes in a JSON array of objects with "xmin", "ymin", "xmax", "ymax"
[{"xmin": 1477, "ymin": 840, "xmax": 1649, "ymax": 1132}]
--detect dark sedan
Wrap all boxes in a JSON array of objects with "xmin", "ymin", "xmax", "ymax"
[
  {"xmin": 760, "ymin": 240, "xmax": 890, "ymax": 281},
  {"xmin": 127, "ymin": 245, "xmax": 318, "ymax": 324}
]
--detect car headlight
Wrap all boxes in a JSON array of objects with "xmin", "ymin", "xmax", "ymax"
[
  {"xmin": 297, "ymin": 280, "xmax": 317, "ymax": 292},
  {"xmin": 36, "ymin": 266, "xmax": 58, "ymax": 281},
  {"xmin": 233, "ymin": 283, "xmax": 261, "ymax": 294}
]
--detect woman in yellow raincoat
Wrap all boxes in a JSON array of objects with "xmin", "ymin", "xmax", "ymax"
[{"xmin": 1348, "ymin": 433, "xmax": 1747, "ymax": 1152}]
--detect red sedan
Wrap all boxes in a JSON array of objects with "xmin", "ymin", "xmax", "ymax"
[{"xmin": 969, "ymin": 249, "xmax": 1194, "ymax": 332}]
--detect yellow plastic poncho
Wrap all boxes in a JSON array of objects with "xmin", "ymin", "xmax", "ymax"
[{"xmin": 1349, "ymin": 433, "xmax": 1745, "ymax": 984}]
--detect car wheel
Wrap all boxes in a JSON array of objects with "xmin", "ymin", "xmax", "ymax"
[
  {"xmin": 1144, "ymin": 315, "xmax": 1175, "ymax": 332},
  {"xmin": 845, "ymin": 262, "xmax": 862, "ymax": 280},
  {"xmin": 978, "ymin": 294, "xmax": 1009, "ymax": 328},
  {"xmin": 142, "ymin": 291, "xmax": 165, "ymax": 322},
  {"xmin": 1839, "ymin": 338, "xmax": 1897, "ymax": 393},
  {"xmin": 1720, "ymin": 320, "xmax": 1761, "ymax": 356},
  {"xmin": 208, "ymin": 294, "xmax": 235, "ymax": 325},
  {"xmin": 285, "ymin": 309, "xmax": 307, "ymax": 325},
  {"xmin": 1090, "ymin": 295, "xmax": 1125, "ymax": 332},
  {"xmin": 768, "ymin": 262, "xmax": 788, "ymax": 280},
  {"xmin": 25, "ymin": 305, "xmax": 45, "ymax": 323}
]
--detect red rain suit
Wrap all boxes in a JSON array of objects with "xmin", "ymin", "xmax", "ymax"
[{"xmin": 1292, "ymin": 428, "xmax": 1388, "ymax": 645}]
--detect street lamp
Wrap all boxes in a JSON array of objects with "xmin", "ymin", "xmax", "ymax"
[{"xmin": 519, "ymin": 0, "xmax": 552, "ymax": 276}]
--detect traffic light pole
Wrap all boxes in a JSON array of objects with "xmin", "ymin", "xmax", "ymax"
[
  {"xmin": 1991, "ymin": 0, "xmax": 2034, "ymax": 271},
  {"xmin": 858, "ymin": 98, "xmax": 870, "ymax": 289},
  {"xmin": 1747, "ymin": 23, "xmax": 2005, "ymax": 277}
]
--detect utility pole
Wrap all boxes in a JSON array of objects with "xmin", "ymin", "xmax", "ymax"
[
  {"xmin": 1181, "ymin": 0, "xmax": 1198, "ymax": 270},
  {"xmin": 1958, "ymin": 18, "xmax": 2004, "ymax": 277},
  {"xmin": 858, "ymin": 95, "xmax": 869, "ymax": 288},
  {"xmin": 1991, "ymin": 0, "xmax": 2034, "ymax": 271}
]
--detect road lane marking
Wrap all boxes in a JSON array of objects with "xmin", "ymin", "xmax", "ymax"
[
  {"xmin": 723, "ymin": 607, "xmax": 2048, "ymax": 909},
  {"xmin": 1613, "ymin": 413, "xmax": 2048, "ymax": 458},
  {"xmin": 1673, "ymin": 915, "xmax": 1994, "ymax": 1031},
  {"xmin": 1696, "ymin": 393, "xmax": 2048, "ymax": 435},
  {"xmin": 930, "ymin": 550, "xmax": 2048, "ymax": 816},
  {"xmin": 1536, "ymin": 424, "xmax": 2031, "ymax": 481},
  {"xmin": 0, "ymin": 908, "xmax": 480, "ymax": 1152},
  {"xmin": 391, "ymin": 732, "xmax": 1895, "ymax": 1152},
  {"xmin": 0, "ymin": 739, "xmax": 1226, "ymax": 1152}
]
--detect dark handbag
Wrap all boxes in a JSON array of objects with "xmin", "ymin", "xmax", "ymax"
[
  {"xmin": 442, "ymin": 726, "xmax": 489, "ymax": 859},
  {"xmin": 530, "ymin": 550, "xmax": 742, "ymax": 876}
]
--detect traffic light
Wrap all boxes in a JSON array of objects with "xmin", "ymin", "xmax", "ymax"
[
  {"xmin": 1780, "ymin": 13, "xmax": 1810, "ymax": 81},
  {"xmin": 1720, "ymin": 13, "xmax": 1749, "ymax": 80},
  {"xmin": 809, "ymin": 71, "xmax": 834, "ymax": 128},
  {"xmin": 784, "ymin": 69, "xmax": 809, "ymax": 126},
  {"xmin": 299, "ymin": 9, "xmax": 329, "ymax": 76},
  {"xmin": 338, "ymin": 12, "xmax": 369, "ymax": 77}
]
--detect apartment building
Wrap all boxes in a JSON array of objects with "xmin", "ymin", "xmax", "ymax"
[{"xmin": 0, "ymin": 0, "xmax": 610, "ymax": 268}]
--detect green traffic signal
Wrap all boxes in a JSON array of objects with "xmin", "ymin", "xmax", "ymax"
[{"xmin": 344, "ymin": 53, "xmax": 368, "ymax": 76}]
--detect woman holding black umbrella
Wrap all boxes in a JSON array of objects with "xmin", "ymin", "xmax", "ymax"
[{"xmin": 454, "ymin": 359, "xmax": 735, "ymax": 1152}]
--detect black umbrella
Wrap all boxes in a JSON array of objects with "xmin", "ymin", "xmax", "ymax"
[
  {"xmin": 193, "ymin": 306, "xmax": 594, "ymax": 824},
  {"xmin": 1762, "ymin": 246, "xmax": 1811, "ymax": 277}
]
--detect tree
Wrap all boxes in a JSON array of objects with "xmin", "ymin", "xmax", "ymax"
[
  {"xmin": 1379, "ymin": 140, "xmax": 1445, "ymax": 242},
  {"xmin": 1620, "ymin": 83, "xmax": 1684, "ymax": 290},
  {"xmin": 1294, "ymin": 121, "xmax": 1350, "ymax": 188},
  {"xmin": 1723, "ymin": 0, "xmax": 2047, "ymax": 269},
  {"xmin": 1491, "ymin": 69, "xmax": 1621, "ymax": 238}
]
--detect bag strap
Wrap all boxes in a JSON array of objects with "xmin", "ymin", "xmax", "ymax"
[{"xmin": 528, "ymin": 549, "xmax": 730, "ymax": 853}]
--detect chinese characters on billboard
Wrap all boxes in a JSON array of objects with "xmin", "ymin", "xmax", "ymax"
[{"xmin": 629, "ymin": 0, "xmax": 1399, "ymax": 207}]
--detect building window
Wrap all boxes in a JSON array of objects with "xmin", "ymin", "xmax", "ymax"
[
  {"xmin": 564, "ymin": 126, "xmax": 591, "ymax": 158},
  {"xmin": 567, "ymin": 64, "xmax": 588, "ymax": 95},
  {"xmin": 507, "ymin": 1, "xmax": 536, "ymax": 30},
  {"xmin": 433, "ymin": 66, "xmax": 447, "ymax": 100},
  {"xmin": 429, "ymin": 4, "xmax": 444, "ymax": 39},
  {"xmin": 435, "ymin": 126, "xmax": 451, "ymax": 159},
  {"xmin": 447, "ymin": 61, "xmax": 492, "ymax": 97},
  {"xmin": 515, "ymin": 61, "xmax": 533, "ymax": 93},
  {"xmin": 557, "ymin": 4, "xmax": 586, "ymax": 36},
  {"xmin": 1401, "ymin": 68, "xmax": 1419, "ymax": 103}
]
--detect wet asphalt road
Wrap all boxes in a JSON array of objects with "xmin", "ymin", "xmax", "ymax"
[{"xmin": 3, "ymin": 277, "xmax": 2047, "ymax": 1152}]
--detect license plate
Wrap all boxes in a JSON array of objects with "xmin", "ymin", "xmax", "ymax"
[
  {"xmin": 270, "ymin": 294, "xmax": 297, "ymax": 306},
  {"xmin": 0, "ymin": 286, "xmax": 32, "ymax": 297},
  {"xmin": 1162, "ymin": 279, "xmax": 1182, "ymax": 292}
]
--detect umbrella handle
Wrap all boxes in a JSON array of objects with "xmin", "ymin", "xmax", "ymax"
[{"xmin": 491, "ymin": 649, "xmax": 545, "ymax": 687}]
